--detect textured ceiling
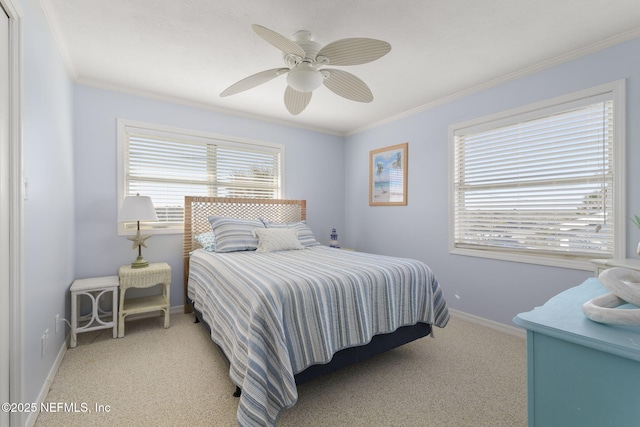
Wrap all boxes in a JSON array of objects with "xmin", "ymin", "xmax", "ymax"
[{"xmin": 43, "ymin": 0, "xmax": 640, "ymax": 135}]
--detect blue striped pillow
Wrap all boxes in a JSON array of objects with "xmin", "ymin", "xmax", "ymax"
[
  {"xmin": 261, "ymin": 219, "xmax": 320, "ymax": 247},
  {"xmin": 207, "ymin": 216, "xmax": 265, "ymax": 252}
]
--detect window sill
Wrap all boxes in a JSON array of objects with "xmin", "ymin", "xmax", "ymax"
[
  {"xmin": 117, "ymin": 224, "xmax": 183, "ymax": 236},
  {"xmin": 449, "ymin": 247, "xmax": 598, "ymax": 271}
]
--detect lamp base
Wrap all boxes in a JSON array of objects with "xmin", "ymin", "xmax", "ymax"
[{"xmin": 130, "ymin": 255, "xmax": 149, "ymax": 269}]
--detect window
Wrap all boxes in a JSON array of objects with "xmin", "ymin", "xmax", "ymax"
[
  {"xmin": 449, "ymin": 81, "xmax": 625, "ymax": 269},
  {"xmin": 117, "ymin": 120, "xmax": 283, "ymax": 234}
]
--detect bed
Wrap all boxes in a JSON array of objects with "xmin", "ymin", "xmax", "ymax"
[{"xmin": 183, "ymin": 196, "xmax": 449, "ymax": 426}]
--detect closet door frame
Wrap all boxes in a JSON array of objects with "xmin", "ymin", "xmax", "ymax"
[{"xmin": 0, "ymin": 1, "xmax": 23, "ymax": 426}]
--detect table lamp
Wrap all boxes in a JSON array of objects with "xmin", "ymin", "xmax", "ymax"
[{"xmin": 118, "ymin": 194, "xmax": 158, "ymax": 268}]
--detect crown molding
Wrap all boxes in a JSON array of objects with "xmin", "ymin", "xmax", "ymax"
[
  {"xmin": 36, "ymin": 1, "xmax": 640, "ymax": 139},
  {"xmin": 75, "ymin": 76, "xmax": 345, "ymax": 137},
  {"xmin": 347, "ymin": 28, "xmax": 640, "ymax": 136},
  {"xmin": 40, "ymin": 0, "xmax": 78, "ymax": 79}
]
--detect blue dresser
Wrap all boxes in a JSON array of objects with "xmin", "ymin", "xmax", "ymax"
[{"xmin": 513, "ymin": 278, "xmax": 640, "ymax": 427}]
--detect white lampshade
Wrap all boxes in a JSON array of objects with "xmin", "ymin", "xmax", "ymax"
[
  {"xmin": 118, "ymin": 194, "xmax": 158, "ymax": 222},
  {"xmin": 286, "ymin": 66, "xmax": 324, "ymax": 92}
]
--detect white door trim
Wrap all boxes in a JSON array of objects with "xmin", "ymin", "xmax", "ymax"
[
  {"xmin": 0, "ymin": 1, "xmax": 23, "ymax": 426},
  {"xmin": 0, "ymin": 7, "xmax": 10, "ymax": 427}
]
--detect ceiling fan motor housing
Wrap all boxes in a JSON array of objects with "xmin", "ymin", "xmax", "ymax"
[{"xmin": 292, "ymin": 30, "xmax": 321, "ymax": 61}]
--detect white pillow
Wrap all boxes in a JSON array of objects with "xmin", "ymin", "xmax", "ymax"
[
  {"xmin": 261, "ymin": 219, "xmax": 321, "ymax": 247},
  {"xmin": 252, "ymin": 228, "xmax": 304, "ymax": 253}
]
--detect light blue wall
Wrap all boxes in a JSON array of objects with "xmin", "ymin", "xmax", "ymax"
[
  {"xmin": 345, "ymin": 37, "xmax": 640, "ymax": 326},
  {"xmin": 73, "ymin": 85, "xmax": 345, "ymax": 307},
  {"xmin": 19, "ymin": 0, "xmax": 639, "ymax": 412},
  {"xmin": 20, "ymin": 0, "xmax": 75, "ymax": 407}
]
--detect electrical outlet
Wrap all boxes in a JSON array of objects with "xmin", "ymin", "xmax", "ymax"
[{"xmin": 55, "ymin": 314, "xmax": 60, "ymax": 333}]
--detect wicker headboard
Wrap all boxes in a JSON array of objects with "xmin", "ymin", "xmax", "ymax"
[{"xmin": 183, "ymin": 196, "xmax": 306, "ymax": 311}]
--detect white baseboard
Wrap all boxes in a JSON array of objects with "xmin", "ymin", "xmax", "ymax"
[
  {"xmin": 25, "ymin": 306, "xmax": 187, "ymax": 426},
  {"xmin": 174, "ymin": 305, "xmax": 525, "ymax": 338},
  {"xmin": 24, "ymin": 334, "xmax": 69, "ymax": 427},
  {"xmin": 170, "ymin": 305, "xmax": 184, "ymax": 314},
  {"xmin": 449, "ymin": 309, "xmax": 526, "ymax": 339}
]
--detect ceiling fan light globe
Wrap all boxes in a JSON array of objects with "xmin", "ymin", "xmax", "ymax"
[{"xmin": 286, "ymin": 68, "xmax": 323, "ymax": 92}]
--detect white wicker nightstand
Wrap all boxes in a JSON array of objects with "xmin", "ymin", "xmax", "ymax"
[
  {"xmin": 70, "ymin": 276, "xmax": 119, "ymax": 348},
  {"xmin": 118, "ymin": 262, "xmax": 171, "ymax": 338}
]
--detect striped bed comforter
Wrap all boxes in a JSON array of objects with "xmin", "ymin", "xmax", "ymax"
[{"xmin": 187, "ymin": 245, "xmax": 449, "ymax": 427}]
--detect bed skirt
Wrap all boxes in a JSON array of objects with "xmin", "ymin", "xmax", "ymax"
[{"xmin": 187, "ymin": 297, "xmax": 432, "ymax": 386}]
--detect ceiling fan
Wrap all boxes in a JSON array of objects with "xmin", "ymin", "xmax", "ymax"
[{"xmin": 220, "ymin": 25, "xmax": 391, "ymax": 115}]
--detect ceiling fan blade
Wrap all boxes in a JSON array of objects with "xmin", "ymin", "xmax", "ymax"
[
  {"xmin": 252, "ymin": 24, "xmax": 306, "ymax": 58},
  {"xmin": 317, "ymin": 38, "xmax": 391, "ymax": 66},
  {"xmin": 284, "ymin": 86, "xmax": 312, "ymax": 115},
  {"xmin": 322, "ymin": 69, "xmax": 373, "ymax": 102},
  {"xmin": 220, "ymin": 68, "xmax": 289, "ymax": 97}
]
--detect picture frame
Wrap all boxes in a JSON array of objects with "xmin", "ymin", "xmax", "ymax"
[{"xmin": 369, "ymin": 143, "xmax": 408, "ymax": 206}]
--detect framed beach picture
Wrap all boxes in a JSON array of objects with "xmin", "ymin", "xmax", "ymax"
[{"xmin": 369, "ymin": 143, "xmax": 408, "ymax": 206}]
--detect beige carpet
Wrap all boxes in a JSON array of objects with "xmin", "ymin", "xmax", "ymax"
[{"xmin": 35, "ymin": 313, "xmax": 526, "ymax": 426}]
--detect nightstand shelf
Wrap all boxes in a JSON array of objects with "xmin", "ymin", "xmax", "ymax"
[
  {"xmin": 118, "ymin": 262, "xmax": 171, "ymax": 337},
  {"xmin": 122, "ymin": 294, "xmax": 167, "ymax": 313}
]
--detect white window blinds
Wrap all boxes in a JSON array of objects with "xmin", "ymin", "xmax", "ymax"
[
  {"xmin": 451, "ymin": 88, "xmax": 621, "ymax": 264},
  {"xmin": 119, "ymin": 121, "xmax": 282, "ymax": 232}
]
